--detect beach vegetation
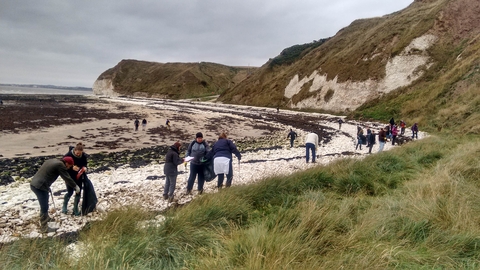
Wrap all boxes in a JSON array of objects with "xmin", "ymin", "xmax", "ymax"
[{"xmin": 3, "ymin": 134, "xmax": 480, "ymax": 268}]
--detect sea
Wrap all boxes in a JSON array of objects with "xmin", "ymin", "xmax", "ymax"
[{"xmin": 0, "ymin": 85, "xmax": 93, "ymax": 96}]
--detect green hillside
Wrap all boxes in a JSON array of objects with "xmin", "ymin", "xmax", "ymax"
[
  {"xmin": 96, "ymin": 59, "xmax": 254, "ymax": 99},
  {"xmin": 219, "ymin": 0, "xmax": 480, "ymax": 135}
]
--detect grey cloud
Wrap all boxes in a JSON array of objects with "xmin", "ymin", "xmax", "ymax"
[{"xmin": 0, "ymin": 0, "xmax": 413, "ymax": 87}]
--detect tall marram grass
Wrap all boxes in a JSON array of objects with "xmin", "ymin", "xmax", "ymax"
[{"xmin": 2, "ymin": 135, "xmax": 480, "ymax": 269}]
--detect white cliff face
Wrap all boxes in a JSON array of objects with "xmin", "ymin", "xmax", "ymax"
[
  {"xmin": 92, "ymin": 79, "xmax": 119, "ymax": 97},
  {"xmin": 285, "ymin": 34, "xmax": 437, "ymax": 112}
]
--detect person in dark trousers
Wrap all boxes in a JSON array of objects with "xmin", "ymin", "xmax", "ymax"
[
  {"xmin": 400, "ymin": 120, "xmax": 406, "ymax": 135},
  {"xmin": 305, "ymin": 132, "xmax": 319, "ymax": 163},
  {"xmin": 207, "ymin": 132, "xmax": 241, "ymax": 188},
  {"xmin": 134, "ymin": 119, "xmax": 140, "ymax": 131},
  {"xmin": 142, "ymin": 119, "xmax": 147, "ymax": 131},
  {"xmin": 356, "ymin": 126, "xmax": 364, "ymax": 150},
  {"xmin": 30, "ymin": 157, "xmax": 80, "ymax": 232},
  {"xmin": 166, "ymin": 119, "xmax": 171, "ymax": 128},
  {"xmin": 287, "ymin": 129, "xmax": 298, "ymax": 148},
  {"xmin": 411, "ymin": 123, "xmax": 419, "ymax": 139},
  {"xmin": 163, "ymin": 141, "xmax": 184, "ymax": 202},
  {"xmin": 366, "ymin": 128, "xmax": 376, "ymax": 154},
  {"xmin": 338, "ymin": 119, "xmax": 344, "ymax": 130},
  {"xmin": 62, "ymin": 142, "xmax": 88, "ymax": 216},
  {"xmin": 186, "ymin": 132, "xmax": 210, "ymax": 195}
]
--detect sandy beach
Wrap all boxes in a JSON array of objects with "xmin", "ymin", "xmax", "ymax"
[{"xmin": 0, "ymin": 94, "xmax": 424, "ymax": 243}]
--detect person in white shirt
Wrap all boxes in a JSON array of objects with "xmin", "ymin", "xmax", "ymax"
[{"xmin": 305, "ymin": 132, "xmax": 319, "ymax": 163}]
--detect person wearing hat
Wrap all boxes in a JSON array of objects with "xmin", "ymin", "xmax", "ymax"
[
  {"xmin": 185, "ymin": 132, "xmax": 210, "ymax": 195},
  {"xmin": 30, "ymin": 156, "xmax": 80, "ymax": 232},
  {"xmin": 163, "ymin": 141, "xmax": 185, "ymax": 202}
]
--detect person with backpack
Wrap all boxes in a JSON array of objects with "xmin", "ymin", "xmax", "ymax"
[
  {"xmin": 287, "ymin": 128, "xmax": 298, "ymax": 148},
  {"xmin": 185, "ymin": 132, "xmax": 210, "ymax": 195},
  {"xmin": 206, "ymin": 132, "xmax": 241, "ymax": 188}
]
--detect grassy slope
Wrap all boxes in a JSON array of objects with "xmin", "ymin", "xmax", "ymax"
[
  {"xmin": 3, "ymin": 135, "xmax": 480, "ymax": 269},
  {"xmin": 97, "ymin": 59, "xmax": 254, "ymax": 99}
]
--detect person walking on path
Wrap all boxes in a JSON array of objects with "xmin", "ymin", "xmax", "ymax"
[
  {"xmin": 207, "ymin": 132, "xmax": 241, "ymax": 189},
  {"xmin": 305, "ymin": 132, "xmax": 319, "ymax": 163},
  {"xmin": 378, "ymin": 127, "xmax": 387, "ymax": 152},
  {"xmin": 30, "ymin": 157, "xmax": 80, "ymax": 232},
  {"xmin": 366, "ymin": 129, "xmax": 376, "ymax": 154},
  {"xmin": 142, "ymin": 119, "xmax": 147, "ymax": 131},
  {"xmin": 391, "ymin": 124, "xmax": 398, "ymax": 145},
  {"xmin": 287, "ymin": 129, "xmax": 298, "ymax": 148},
  {"xmin": 163, "ymin": 141, "xmax": 185, "ymax": 202},
  {"xmin": 62, "ymin": 142, "xmax": 88, "ymax": 216},
  {"xmin": 185, "ymin": 132, "xmax": 210, "ymax": 195},
  {"xmin": 411, "ymin": 123, "xmax": 419, "ymax": 139},
  {"xmin": 134, "ymin": 119, "xmax": 140, "ymax": 131},
  {"xmin": 355, "ymin": 126, "xmax": 364, "ymax": 150}
]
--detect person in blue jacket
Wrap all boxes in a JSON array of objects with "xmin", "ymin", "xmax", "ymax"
[{"xmin": 207, "ymin": 132, "xmax": 241, "ymax": 188}]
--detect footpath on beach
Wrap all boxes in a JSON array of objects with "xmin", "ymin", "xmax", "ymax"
[{"xmin": 0, "ymin": 98, "xmax": 425, "ymax": 243}]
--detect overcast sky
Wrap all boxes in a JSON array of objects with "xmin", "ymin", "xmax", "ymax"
[{"xmin": 0, "ymin": 0, "xmax": 413, "ymax": 87}]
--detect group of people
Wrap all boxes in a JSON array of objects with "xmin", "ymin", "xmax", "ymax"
[
  {"xmin": 357, "ymin": 119, "xmax": 419, "ymax": 153},
  {"xmin": 30, "ymin": 116, "xmax": 419, "ymax": 233},
  {"xmin": 30, "ymin": 142, "xmax": 95, "ymax": 233},
  {"xmin": 134, "ymin": 119, "xmax": 148, "ymax": 131},
  {"xmin": 162, "ymin": 131, "xmax": 241, "ymax": 203}
]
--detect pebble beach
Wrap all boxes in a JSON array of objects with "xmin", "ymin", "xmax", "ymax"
[{"xmin": 0, "ymin": 95, "xmax": 424, "ymax": 243}]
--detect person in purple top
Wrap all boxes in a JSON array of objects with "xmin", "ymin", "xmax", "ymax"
[
  {"xmin": 207, "ymin": 132, "xmax": 241, "ymax": 188},
  {"xmin": 411, "ymin": 123, "xmax": 419, "ymax": 139}
]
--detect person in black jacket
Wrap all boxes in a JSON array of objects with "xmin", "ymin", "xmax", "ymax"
[
  {"xmin": 62, "ymin": 142, "xmax": 88, "ymax": 216},
  {"xmin": 134, "ymin": 119, "xmax": 140, "ymax": 131},
  {"xmin": 287, "ymin": 129, "xmax": 298, "ymax": 148},
  {"xmin": 366, "ymin": 129, "xmax": 376, "ymax": 154},
  {"xmin": 163, "ymin": 141, "xmax": 185, "ymax": 202}
]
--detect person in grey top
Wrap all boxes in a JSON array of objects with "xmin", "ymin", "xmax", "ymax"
[
  {"xmin": 186, "ymin": 132, "xmax": 210, "ymax": 195},
  {"xmin": 163, "ymin": 141, "xmax": 185, "ymax": 202},
  {"xmin": 30, "ymin": 157, "xmax": 80, "ymax": 232}
]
